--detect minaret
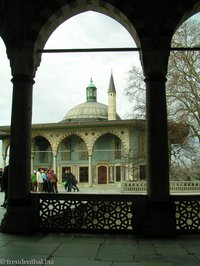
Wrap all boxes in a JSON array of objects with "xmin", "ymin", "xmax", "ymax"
[{"xmin": 108, "ymin": 71, "xmax": 117, "ymax": 120}]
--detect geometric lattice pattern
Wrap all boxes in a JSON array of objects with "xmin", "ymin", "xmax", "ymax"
[
  {"xmin": 37, "ymin": 194, "xmax": 200, "ymax": 233},
  {"xmin": 39, "ymin": 198, "xmax": 133, "ymax": 232},
  {"xmin": 174, "ymin": 200, "xmax": 200, "ymax": 233}
]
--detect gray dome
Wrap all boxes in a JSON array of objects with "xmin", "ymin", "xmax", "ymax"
[
  {"xmin": 59, "ymin": 77, "xmax": 121, "ymax": 123},
  {"xmin": 61, "ymin": 101, "xmax": 109, "ymax": 122}
]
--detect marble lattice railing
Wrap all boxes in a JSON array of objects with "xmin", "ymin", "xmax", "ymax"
[
  {"xmin": 121, "ymin": 180, "xmax": 200, "ymax": 193},
  {"xmin": 31, "ymin": 192, "xmax": 200, "ymax": 234}
]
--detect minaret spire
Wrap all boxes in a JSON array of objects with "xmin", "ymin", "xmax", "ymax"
[
  {"xmin": 108, "ymin": 71, "xmax": 116, "ymax": 94},
  {"xmin": 108, "ymin": 71, "xmax": 117, "ymax": 120}
]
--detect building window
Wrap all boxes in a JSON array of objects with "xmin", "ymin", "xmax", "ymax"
[
  {"xmin": 140, "ymin": 165, "xmax": 146, "ymax": 180},
  {"xmin": 115, "ymin": 136, "xmax": 121, "ymax": 159},
  {"xmin": 79, "ymin": 139, "xmax": 88, "ymax": 160},
  {"xmin": 79, "ymin": 167, "xmax": 88, "ymax": 183},
  {"xmin": 61, "ymin": 139, "xmax": 71, "ymax": 160},
  {"xmin": 116, "ymin": 166, "xmax": 121, "ymax": 182}
]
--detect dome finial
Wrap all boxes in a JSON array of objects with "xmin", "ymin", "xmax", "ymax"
[{"xmin": 90, "ymin": 78, "xmax": 93, "ymax": 83}]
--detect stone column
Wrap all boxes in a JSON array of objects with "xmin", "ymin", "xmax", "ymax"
[
  {"xmin": 31, "ymin": 153, "xmax": 34, "ymax": 174},
  {"xmin": 9, "ymin": 74, "xmax": 34, "ymax": 200},
  {"xmin": 145, "ymin": 72, "xmax": 169, "ymax": 201},
  {"xmin": 0, "ymin": 48, "xmax": 40, "ymax": 233},
  {"xmin": 53, "ymin": 155, "xmax": 57, "ymax": 173},
  {"xmin": 136, "ymin": 46, "xmax": 177, "ymax": 236},
  {"xmin": 88, "ymin": 153, "xmax": 93, "ymax": 187},
  {"xmin": 0, "ymin": 74, "xmax": 35, "ymax": 233},
  {"xmin": 142, "ymin": 72, "xmax": 176, "ymax": 236},
  {"xmin": 3, "ymin": 157, "xmax": 6, "ymax": 169}
]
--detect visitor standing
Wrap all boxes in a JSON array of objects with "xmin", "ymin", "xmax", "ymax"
[
  {"xmin": 36, "ymin": 168, "xmax": 43, "ymax": 192},
  {"xmin": 47, "ymin": 169, "xmax": 58, "ymax": 193},
  {"xmin": 31, "ymin": 170, "xmax": 37, "ymax": 192}
]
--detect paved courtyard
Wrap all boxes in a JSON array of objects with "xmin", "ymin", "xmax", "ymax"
[{"xmin": 0, "ymin": 191, "xmax": 200, "ymax": 266}]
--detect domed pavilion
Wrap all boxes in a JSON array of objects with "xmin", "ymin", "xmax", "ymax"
[{"xmin": 0, "ymin": 73, "xmax": 188, "ymax": 186}]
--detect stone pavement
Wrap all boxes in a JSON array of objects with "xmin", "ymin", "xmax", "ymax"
[{"xmin": 0, "ymin": 191, "xmax": 200, "ymax": 266}]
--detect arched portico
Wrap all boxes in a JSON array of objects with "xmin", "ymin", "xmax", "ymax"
[
  {"xmin": 93, "ymin": 133, "xmax": 127, "ymax": 185},
  {"xmin": 0, "ymin": 0, "xmax": 200, "ymax": 235}
]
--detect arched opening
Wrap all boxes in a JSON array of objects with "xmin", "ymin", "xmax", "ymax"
[
  {"xmin": 34, "ymin": 11, "xmax": 139, "ymax": 124},
  {"xmin": 5, "ymin": 145, "xmax": 10, "ymax": 166},
  {"xmin": 57, "ymin": 135, "xmax": 88, "ymax": 182},
  {"xmin": 93, "ymin": 133, "xmax": 126, "ymax": 184},
  {"xmin": 33, "ymin": 136, "xmax": 52, "ymax": 170},
  {"xmin": 0, "ymin": 37, "xmax": 12, "ymax": 169},
  {"xmin": 168, "ymin": 12, "xmax": 200, "ymax": 181}
]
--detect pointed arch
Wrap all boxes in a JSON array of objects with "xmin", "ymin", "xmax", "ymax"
[
  {"xmin": 57, "ymin": 132, "xmax": 88, "ymax": 153},
  {"xmin": 32, "ymin": 135, "xmax": 53, "ymax": 169},
  {"xmin": 57, "ymin": 133, "xmax": 88, "ymax": 162},
  {"xmin": 92, "ymin": 129, "xmax": 129, "ymax": 153},
  {"xmin": 33, "ymin": 1, "xmax": 139, "ymax": 53}
]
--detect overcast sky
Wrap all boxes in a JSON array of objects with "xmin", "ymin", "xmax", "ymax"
[
  {"xmin": 0, "ymin": 11, "xmax": 140, "ymax": 166},
  {"xmin": 33, "ymin": 12, "xmax": 139, "ymax": 124}
]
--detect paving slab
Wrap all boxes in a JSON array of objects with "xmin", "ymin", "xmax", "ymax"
[
  {"xmin": 38, "ymin": 232, "xmax": 74, "ymax": 243},
  {"xmin": 155, "ymin": 246, "xmax": 188, "ymax": 256},
  {"xmin": 96, "ymin": 243, "xmax": 134, "ymax": 262},
  {"xmin": 53, "ymin": 242, "xmax": 100, "ymax": 258}
]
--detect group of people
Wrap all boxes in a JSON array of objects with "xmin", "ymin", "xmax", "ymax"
[
  {"xmin": 31, "ymin": 168, "xmax": 79, "ymax": 193},
  {"xmin": 63, "ymin": 169, "xmax": 79, "ymax": 192},
  {"xmin": 0, "ymin": 167, "xmax": 79, "ymax": 206},
  {"xmin": 31, "ymin": 168, "xmax": 58, "ymax": 193}
]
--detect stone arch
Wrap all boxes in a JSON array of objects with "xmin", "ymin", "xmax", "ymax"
[
  {"xmin": 31, "ymin": 1, "xmax": 200, "ymax": 70},
  {"xmin": 33, "ymin": 0, "xmax": 140, "ymax": 54},
  {"xmin": 169, "ymin": 10, "xmax": 200, "ymax": 43},
  {"xmin": 2, "ymin": 140, "xmax": 10, "ymax": 161},
  {"xmin": 92, "ymin": 130, "xmax": 129, "ymax": 154},
  {"xmin": 167, "ymin": 4, "xmax": 200, "ymax": 34},
  {"xmin": 31, "ymin": 134, "xmax": 53, "ymax": 153},
  {"xmin": 57, "ymin": 132, "xmax": 88, "ymax": 154},
  {"xmin": 32, "ymin": 135, "xmax": 53, "ymax": 169}
]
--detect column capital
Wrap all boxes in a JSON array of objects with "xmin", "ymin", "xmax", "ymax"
[
  {"xmin": 6, "ymin": 48, "xmax": 41, "ymax": 77},
  {"xmin": 11, "ymin": 74, "xmax": 35, "ymax": 84},
  {"xmin": 140, "ymin": 46, "xmax": 170, "ymax": 76},
  {"xmin": 88, "ymin": 149, "xmax": 93, "ymax": 156}
]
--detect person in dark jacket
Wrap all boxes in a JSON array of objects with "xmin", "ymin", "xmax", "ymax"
[
  {"xmin": 1, "ymin": 165, "xmax": 9, "ymax": 208},
  {"xmin": 63, "ymin": 169, "xmax": 74, "ymax": 192},
  {"xmin": 71, "ymin": 174, "xmax": 79, "ymax": 192}
]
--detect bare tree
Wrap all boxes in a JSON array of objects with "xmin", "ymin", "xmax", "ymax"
[{"xmin": 124, "ymin": 17, "xmax": 200, "ymax": 179}]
